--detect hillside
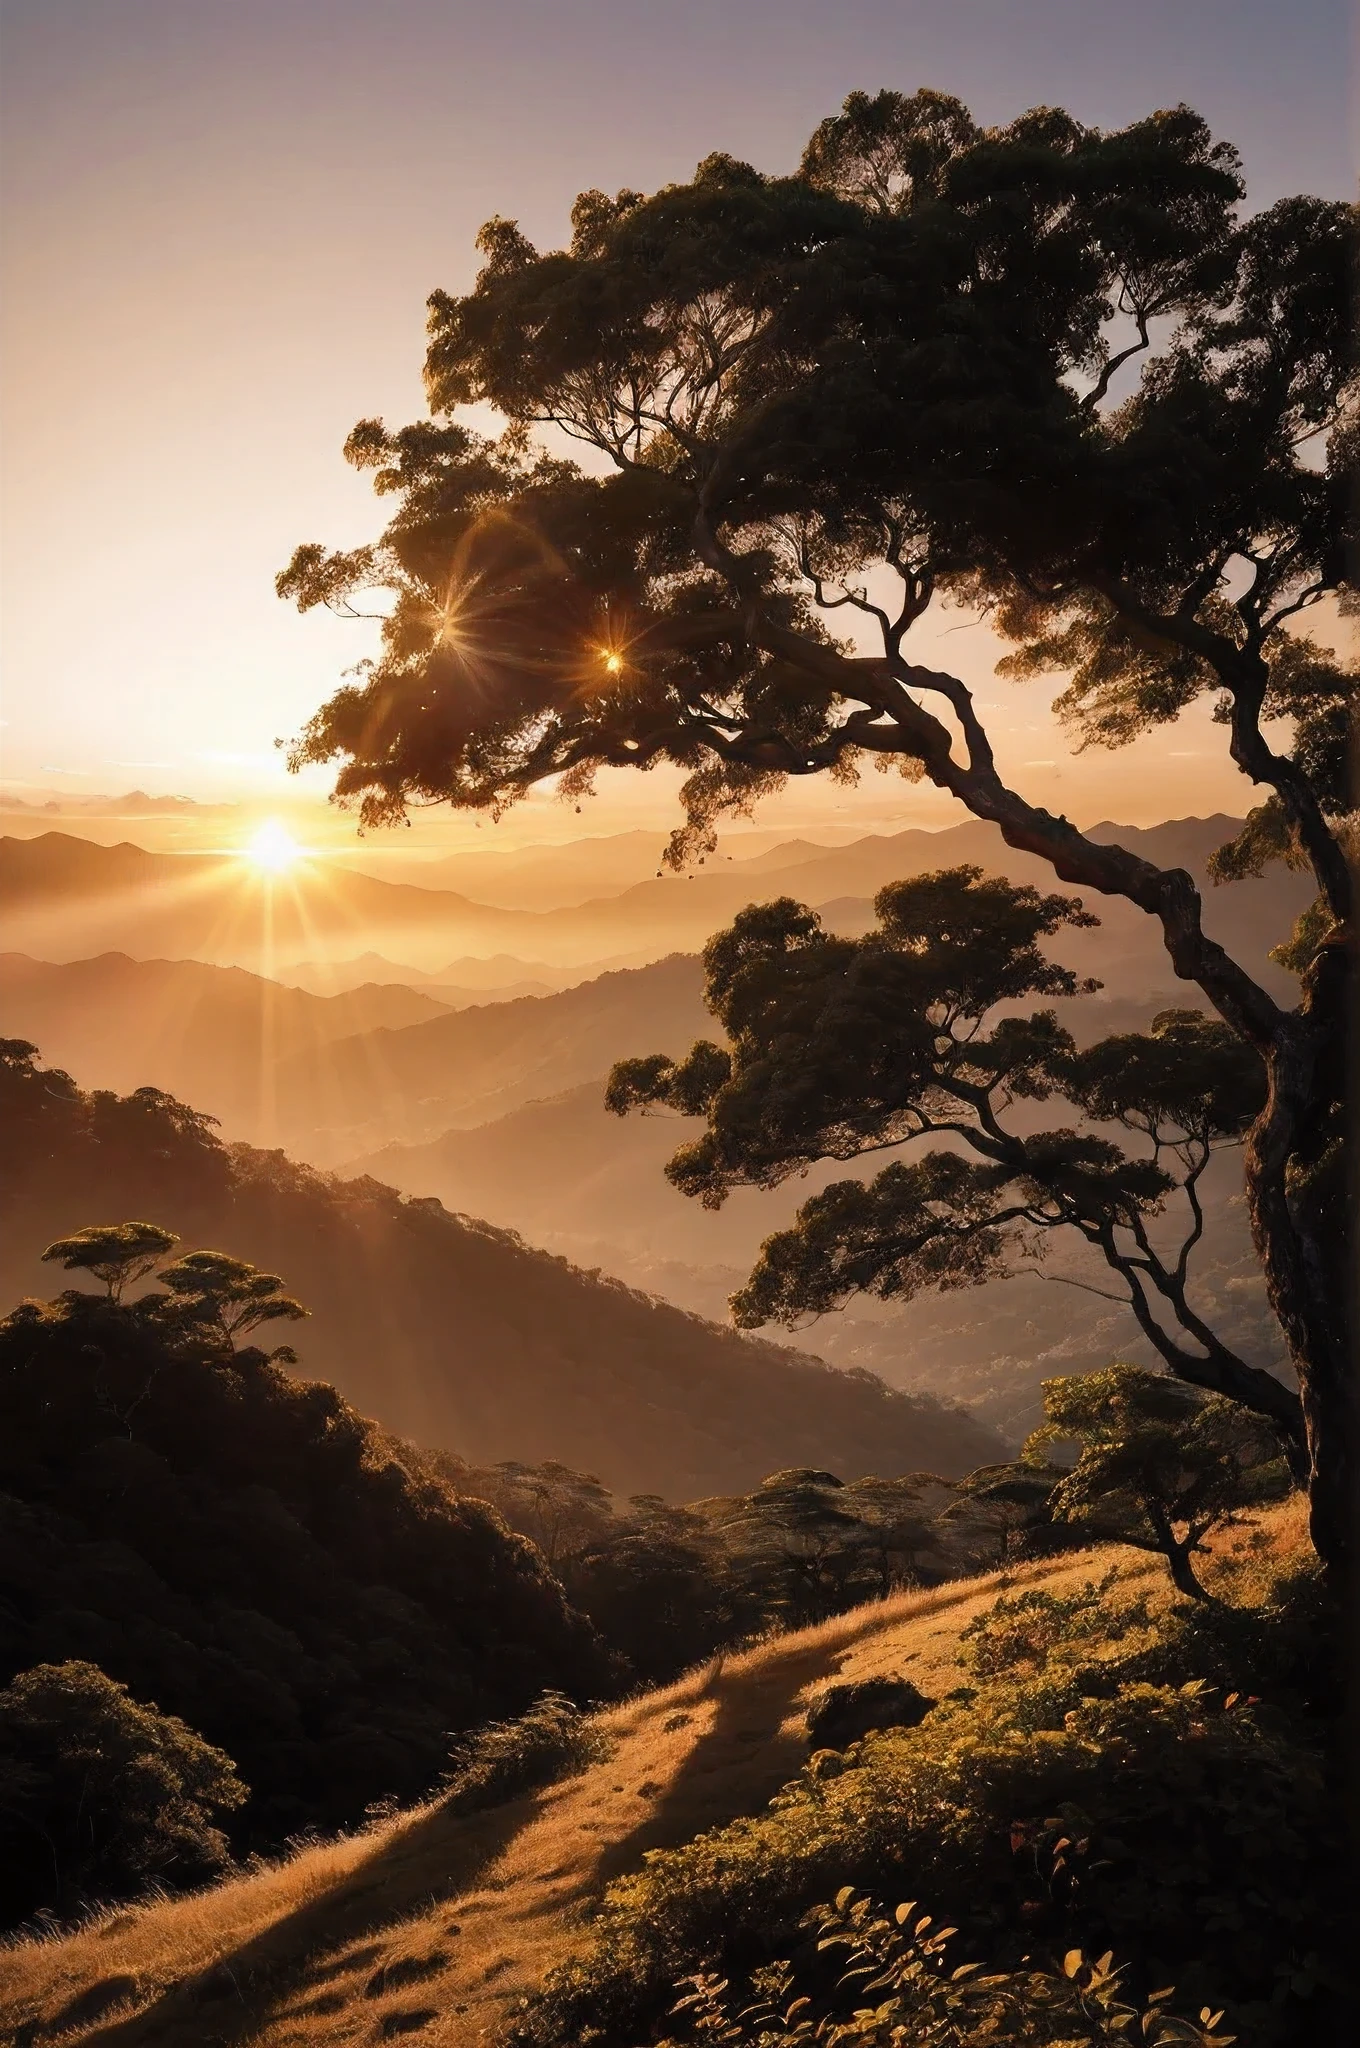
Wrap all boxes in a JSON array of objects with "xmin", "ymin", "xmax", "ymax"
[
  {"xmin": 282, "ymin": 951, "xmax": 569, "ymax": 999},
  {"xmin": 270, "ymin": 954, "xmax": 710, "ymax": 1159},
  {"xmin": 348, "ymin": 1077, "xmax": 1286, "ymax": 1442},
  {"xmin": 0, "ymin": 1290, "xmax": 607, "ymax": 1867},
  {"xmin": 0, "ymin": 1502, "xmax": 1314, "ymax": 2048},
  {"xmin": 0, "ymin": 1048, "xmax": 1001, "ymax": 1497},
  {"xmin": 0, "ymin": 953, "xmax": 449, "ymax": 1141}
]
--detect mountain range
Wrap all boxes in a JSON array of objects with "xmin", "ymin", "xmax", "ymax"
[{"xmin": 0, "ymin": 815, "xmax": 1313, "ymax": 983}]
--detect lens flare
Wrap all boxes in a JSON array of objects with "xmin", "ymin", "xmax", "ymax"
[{"xmin": 244, "ymin": 820, "xmax": 303, "ymax": 873}]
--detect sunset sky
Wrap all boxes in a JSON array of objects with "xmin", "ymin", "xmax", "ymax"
[{"xmin": 2, "ymin": 1, "xmax": 1354, "ymax": 850}]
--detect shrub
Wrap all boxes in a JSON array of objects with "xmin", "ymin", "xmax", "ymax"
[
  {"xmin": 0, "ymin": 1661, "xmax": 245, "ymax": 1925},
  {"xmin": 956, "ymin": 1572, "xmax": 1139, "ymax": 1679},
  {"xmin": 444, "ymin": 1691, "xmax": 609, "ymax": 1814},
  {"xmin": 663, "ymin": 1889, "xmax": 1235, "ymax": 2046},
  {"xmin": 509, "ymin": 1575, "xmax": 1341, "ymax": 2048}
]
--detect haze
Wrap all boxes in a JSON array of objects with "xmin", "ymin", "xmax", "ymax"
[{"xmin": 2, "ymin": 0, "xmax": 1353, "ymax": 844}]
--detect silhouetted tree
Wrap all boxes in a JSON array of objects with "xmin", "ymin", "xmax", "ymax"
[
  {"xmin": 281, "ymin": 91, "xmax": 1354, "ymax": 1568},
  {"xmin": 0, "ymin": 1661, "xmax": 245, "ymax": 1923},
  {"xmin": 608, "ymin": 872, "xmax": 1295, "ymax": 1461},
  {"xmin": 155, "ymin": 1250, "xmax": 309, "ymax": 1345},
  {"xmin": 1024, "ymin": 1365, "xmax": 1287, "ymax": 1598},
  {"xmin": 713, "ymin": 1469, "xmax": 868, "ymax": 1626},
  {"xmin": 942, "ymin": 1459, "xmax": 1074, "ymax": 1568},
  {"xmin": 41, "ymin": 1221, "xmax": 178, "ymax": 1301}
]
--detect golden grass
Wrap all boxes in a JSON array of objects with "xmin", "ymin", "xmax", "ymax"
[{"xmin": 0, "ymin": 1502, "xmax": 1311, "ymax": 2048}]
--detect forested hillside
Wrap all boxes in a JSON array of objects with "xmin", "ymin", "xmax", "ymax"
[
  {"xmin": 269, "ymin": 953, "xmax": 709, "ymax": 1158},
  {"xmin": 0, "ymin": 1044, "xmax": 1001, "ymax": 1496},
  {"xmin": 0, "ymin": 1287, "xmax": 607, "ymax": 1883}
]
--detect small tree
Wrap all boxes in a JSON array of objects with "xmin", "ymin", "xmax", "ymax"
[
  {"xmin": 1023, "ymin": 1365, "xmax": 1287, "ymax": 1599},
  {"xmin": 0, "ymin": 1661, "xmax": 246, "ymax": 1923},
  {"xmin": 716, "ymin": 1469, "xmax": 868, "ymax": 1626},
  {"xmin": 842, "ymin": 1475, "xmax": 948, "ymax": 1593},
  {"xmin": 41, "ymin": 1221, "xmax": 178, "ymax": 1302},
  {"xmin": 942, "ymin": 1459, "xmax": 1074, "ymax": 1567},
  {"xmin": 155, "ymin": 1250, "xmax": 309, "ymax": 1345}
]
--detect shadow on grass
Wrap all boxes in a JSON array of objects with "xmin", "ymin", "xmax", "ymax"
[{"xmin": 65, "ymin": 1791, "xmax": 539, "ymax": 2048}]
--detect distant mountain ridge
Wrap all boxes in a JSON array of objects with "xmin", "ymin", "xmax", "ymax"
[
  {"xmin": 0, "ymin": 953, "xmax": 451, "ymax": 1142},
  {"xmin": 0, "ymin": 816, "xmax": 1312, "ymax": 980},
  {"xmin": 272, "ymin": 953, "xmax": 709, "ymax": 1159}
]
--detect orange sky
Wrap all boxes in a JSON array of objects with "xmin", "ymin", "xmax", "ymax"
[{"xmin": 2, "ymin": 2, "xmax": 1354, "ymax": 854}]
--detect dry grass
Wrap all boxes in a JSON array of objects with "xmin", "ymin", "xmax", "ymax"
[{"xmin": 0, "ymin": 1503, "xmax": 1310, "ymax": 2048}]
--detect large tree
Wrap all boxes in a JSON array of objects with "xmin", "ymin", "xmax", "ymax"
[{"xmin": 279, "ymin": 91, "xmax": 1355, "ymax": 1567}]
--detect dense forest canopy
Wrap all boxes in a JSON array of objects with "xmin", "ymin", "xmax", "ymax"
[
  {"xmin": 0, "ymin": 1274, "xmax": 607, "ymax": 1883},
  {"xmin": 279, "ymin": 89, "xmax": 1356, "ymax": 1571}
]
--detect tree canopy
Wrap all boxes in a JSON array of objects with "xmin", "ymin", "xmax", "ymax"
[
  {"xmin": 281, "ymin": 88, "xmax": 1353, "ymax": 1566},
  {"xmin": 607, "ymin": 867, "xmax": 1295, "ymax": 1453},
  {"xmin": 41, "ymin": 1222, "xmax": 178, "ymax": 1301},
  {"xmin": 1024, "ymin": 1365, "xmax": 1287, "ymax": 1599},
  {"xmin": 0, "ymin": 1661, "xmax": 244, "ymax": 1925}
]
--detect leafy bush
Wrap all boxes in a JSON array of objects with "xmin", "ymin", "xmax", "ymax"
[
  {"xmin": 0, "ymin": 1661, "xmax": 245, "ymax": 1924},
  {"xmin": 509, "ymin": 1572, "xmax": 1342, "ymax": 2048},
  {"xmin": 664, "ymin": 1889, "xmax": 1234, "ymax": 2046},
  {"xmin": 956, "ymin": 1572, "xmax": 1142, "ymax": 1679},
  {"xmin": 444, "ymin": 1691, "xmax": 609, "ymax": 1814}
]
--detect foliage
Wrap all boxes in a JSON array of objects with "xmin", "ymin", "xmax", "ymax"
[
  {"xmin": 665, "ymin": 1891, "xmax": 1234, "ymax": 2045},
  {"xmin": 155, "ymin": 1249, "xmax": 309, "ymax": 1344},
  {"xmin": 956, "ymin": 1572, "xmax": 1141, "ymax": 1681},
  {"xmin": 278, "ymin": 85, "xmax": 1356, "ymax": 1573},
  {"xmin": 608, "ymin": 872, "xmax": 1298, "ymax": 1467},
  {"xmin": 1024, "ymin": 1368, "xmax": 1289, "ymax": 1598},
  {"xmin": 0, "ymin": 1661, "xmax": 245, "ymax": 1925},
  {"xmin": 40, "ymin": 1221, "xmax": 179, "ymax": 1301},
  {"xmin": 0, "ymin": 1279, "xmax": 609, "ymax": 1903},
  {"xmin": 446, "ymin": 1456, "xmax": 989, "ymax": 1686},
  {"xmin": 443, "ymin": 1690, "xmax": 609, "ymax": 1814},
  {"xmin": 508, "ymin": 1570, "xmax": 1342, "ymax": 2048},
  {"xmin": 280, "ymin": 94, "xmax": 1350, "ymax": 859}
]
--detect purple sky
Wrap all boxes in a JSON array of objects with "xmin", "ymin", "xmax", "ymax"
[{"xmin": 2, "ymin": 1, "xmax": 1353, "ymax": 838}]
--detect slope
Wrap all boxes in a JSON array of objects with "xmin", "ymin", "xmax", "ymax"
[
  {"xmin": 0, "ymin": 1049, "xmax": 1001, "ymax": 1498},
  {"xmin": 0, "ymin": 953, "xmax": 449, "ymax": 1141},
  {"xmin": 0, "ymin": 1501, "xmax": 1308, "ymax": 2048},
  {"xmin": 269, "ymin": 954, "xmax": 708, "ymax": 1159}
]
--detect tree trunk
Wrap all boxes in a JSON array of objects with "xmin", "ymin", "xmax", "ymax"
[
  {"xmin": 1166, "ymin": 1539, "xmax": 1210, "ymax": 1602},
  {"xmin": 1244, "ymin": 974, "xmax": 1353, "ymax": 1581}
]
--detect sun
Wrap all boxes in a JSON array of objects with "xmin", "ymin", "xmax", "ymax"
[{"xmin": 244, "ymin": 819, "xmax": 303, "ymax": 873}]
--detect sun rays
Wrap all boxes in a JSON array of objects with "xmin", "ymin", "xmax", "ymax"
[{"xmin": 244, "ymin": 820, "xmax": 304, "ymax": 873}]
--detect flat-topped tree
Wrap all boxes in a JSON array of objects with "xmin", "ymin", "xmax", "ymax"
[
  {"xmin": 156, "ymin": 1251, "xmax": 309, "ymax": 1348},
  {"xmin": 42, "ymin": 1222, "xmax": 179, "ymax": 1302},
  {"xmin": 281, "ymin": 90, "xmax": 1355, "ymax": 1568}
]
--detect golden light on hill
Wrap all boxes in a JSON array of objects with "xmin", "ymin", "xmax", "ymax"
[{"xmin": 244, "ymin": 820, "xmax": 304, "ymax": 873}]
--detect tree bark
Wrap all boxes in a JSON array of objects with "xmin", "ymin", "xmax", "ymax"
[
  {"xmin": 1166, "ymin": 1540, "xmax": 1210, "ymax": 1602},
  {"xmin": 1243, "ymin": 953, "xmax": 1354, "ymax": 1579}
]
